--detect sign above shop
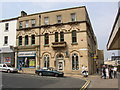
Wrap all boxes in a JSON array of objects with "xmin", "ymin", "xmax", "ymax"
[{"xmin": 18, "ymin": 51, "xmax": 36, "ymax": 57}]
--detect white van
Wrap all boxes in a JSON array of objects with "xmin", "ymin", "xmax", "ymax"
[{"xmin": 0, "ymin": 64, "xmax": 18, "ymax": 73}]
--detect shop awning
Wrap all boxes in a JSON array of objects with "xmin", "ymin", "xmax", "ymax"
[{"xmin": 0, "ymin": 47, "xmax": 14, "ymax": 53}]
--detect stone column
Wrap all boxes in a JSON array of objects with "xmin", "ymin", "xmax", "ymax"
[{"xmin": 15, "ymin": 52, "xmax": 18, "ymax": 68}]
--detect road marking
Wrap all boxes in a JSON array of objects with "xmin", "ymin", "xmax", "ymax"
[{"xmin": 80, "ymin": 79, "xmax": 91, "ymax": 90}]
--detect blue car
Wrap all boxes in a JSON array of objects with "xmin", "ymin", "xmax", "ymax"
[{"xmin": 35, "ymin": 67, "xmax": 64, "ymax": 77}]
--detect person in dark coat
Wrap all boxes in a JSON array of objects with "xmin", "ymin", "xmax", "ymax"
[{"xmin": 109, "ymin": 67, "xmax": 113, "ymax": 79}]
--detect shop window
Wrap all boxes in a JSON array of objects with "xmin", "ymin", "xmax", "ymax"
[
  {"xmin": 25, "ymin": 35, "xmax": 29, "ymax": 45},
  {"xmin": 71, "ymin": 13, "xmax": 76, "ymax": 22},
  {"xmin": 4, "ymin": 36, "xmax": 8, "ymax": 45},
  {"xmin": 72, "ymin": 53, "xmax": 79, "ymax": 70},
  {"xmin": 44, "ymin": 55, "xmax": 49, "ymax": 68},
  {"xmin": 19, "ymin": 36, "xmax": 22, "ymax": 46},
  {"xmin": 72, "ymin": 30, "xmax": 77, "ymax": 43},
  {"xmin": 44, "ymin": 17, "xmax": 49, "ymax": 25},
  {"xmin": 44, "ymin": 33, "xmax": 49, "ymax": 45},
  {"xmin": 31, "ymin": 19, "xmax": 36, "ymax": 27},
  {"xmin": 55, "ymin": 32, "xmax": 58, "ymax": 42},
  {"xmin": 31, "ymin": 35, "xmax": 35, "ymax": 45},
  {"xmin": 5, "ymin": 23, "xmax": 9, "ymax": 31},
  {"xmin": 60, "ymin": 32, "xmax": 64, "ymax": 42},
  {"xmin": 56, "ymin": 15, "xmax": 62, "ymax": 23},
  {"xmin": 19, "ymin": 57, "xmax": 35, "ymax": 68}
]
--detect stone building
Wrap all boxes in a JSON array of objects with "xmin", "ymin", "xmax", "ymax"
[
  {"xmin": 15, "ymin": 6, "xmax": 99, "ymax": 74},
  {"xmin": 14, "ymin": 11, "xmax": 40, "ymax": 72},
  {"xmin": 40, "ymin": 6, "xmax": 97, "ymax": 75}
]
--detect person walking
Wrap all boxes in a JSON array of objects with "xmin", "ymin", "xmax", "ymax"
[
  {"xmin": 19, "ymin": 61, "xmax": 23, "ymax": 72},
  {"xmin": 109, "ymin": 67, "xmax": 113, "ymax": 79},
  {"xmin": 101, "ymin": 65, "xmax": 106, "ymax": 79},
  {"xmin": 84, "ymin": 66, "xmax": 88, "ymax": 77},
  {"xmin": 113, "ymin": 66, "xmax": 117, "ymax": 78},
  {"xmin": 81, "ymin": 65, "xmax": 85, "ymax": 75},
  {"xmin": 105, "ymin": 67, "xmax": 109, "ymax": 79}
]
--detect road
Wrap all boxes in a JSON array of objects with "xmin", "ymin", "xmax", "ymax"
[{"xmin": 1, "ymin": 73, "xmax": 86, "ymax": 89}]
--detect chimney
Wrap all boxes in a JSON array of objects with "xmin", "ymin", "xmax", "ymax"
[{"xmin": 21, "ymin": 11, "xmax": 27, "ymax": 17}]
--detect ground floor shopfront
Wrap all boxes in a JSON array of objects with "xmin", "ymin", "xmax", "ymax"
[
  {"xmin": 0, "ymin": 47, "xmax": 15, "ymax": 66},
  {"xmin": 14, "ymin": 45, "xmax": 40, "ymax": 72}
]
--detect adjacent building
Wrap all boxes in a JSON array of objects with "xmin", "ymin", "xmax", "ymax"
[
  {"xmin": 107, "ymin": 4, "xmax": 120, "ymax": 72},
  {"xmin": 107, "ymin": 7, "xmax": 120, "ymax": 50},
  {"xmin": 0, "ymin": 17, "xmax": 17, "ymax": 66},
  {"xmin": 14, "ymin": 11, "xmax": 40, "ymax": 72}
]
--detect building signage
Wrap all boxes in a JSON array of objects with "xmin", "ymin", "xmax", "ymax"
[{"xmin": 18, "ymin": 51, "xmax": 36, "ymax": 57}]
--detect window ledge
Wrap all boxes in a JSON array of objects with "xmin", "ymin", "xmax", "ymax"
[
  {"xmin": 71, "ymin": 42, "xmax": 78, "ymax": 45},
  {"xmin": 44, "ymin": 44, "xmax": 49, "ymax": 47}
]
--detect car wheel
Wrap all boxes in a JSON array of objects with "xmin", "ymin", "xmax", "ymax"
[
  {"xmin": 55, "ymin": 74, "xmax": 58, "ymax": 77},
  {"xmin": 7, "ymin": 70, "xmax": 11, "ymax": 73},
  {"xmin": 38, "ymin": 72, "xmax": 42, "ymax": 76}
]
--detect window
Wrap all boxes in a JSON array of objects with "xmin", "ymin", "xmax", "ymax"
[
  {"xmin": 25, "ymin": 35, "xmax": 29, "ymax": 45},
  {"xmin": 4, "ymin": 36, "xmax": 8, "ymax": 45},
  {"xmin": 31, "ymin": 19, "xmax": 36, "ymax": 27},
  {"xmin": 25, "ymin": 20, "xmax": 29, "ymax": 28},
  {"xmin": 55, "ymin": 32, "xmax": 58, "ymax": 42},
  {"xmin": 72, "ymin": 53, "xmax": 79, "ymax": 70},
  {"xmin": 71, "ymin": 13, "xmax": 76, "ymax": 22},
  {"xmin": 60, "ymin": 32, "xmax": 64, "ymax": 42},
  {"xmin": 19, "ymin": 21, "xmax": 23, "ymax": 29},
  {"xmin": 56, "ymin": 15, "xmax": 62, "ymax": 23},
  {"xmin": 31, "ymin": 35, "xmax": 35, "ymax": 45},
  {"xmin": 19, "ymin": 36, "xmax": 22, "ymax": 46},
  {"xmin": 5, "ymin": 23, "xmax": 9, "ymax": 31},
  {"xmin": 72, "ymin": 30, "xmax": 77, "ymax": 43},
  {"xmin": 44, "ymin": 33, "xmax": 49, "ymax": 45},
  {"xmin": 44, "ymin": 55, "xmax": 49, "ymax": 68},
  {"xmin": 3, "ymin": 65, "xmax": 6, "ymax": 67},
  {"xmin": 44, "ymin": 17, "xmax": 49, "ymax": 25}
]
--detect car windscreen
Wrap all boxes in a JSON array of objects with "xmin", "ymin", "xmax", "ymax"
[{"xmin": 7, "ymin": 65, "xmax": 12, "ymax": 67}]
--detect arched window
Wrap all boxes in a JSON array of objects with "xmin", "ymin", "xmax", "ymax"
[
  {"xmin": 72, "ymin": 30, "xmax": 77, "ymax": 43},
  {"xmin": 25, "ymin": 35, "xmax": 29, "ymax": 45},
  {"xmin": 31, "ymin": 35, "xmax": 35, "ymax": 45},
  {"xmin": 72, "ymin": 53, "xmax": 79, "ymax": 70},
  {"xmin": 18, "ymin": 36, "xmax": 22, "ymax": 46},
  {"xmin": 44, "ymin": 55, "xmax": 49, "ymax": 68}
]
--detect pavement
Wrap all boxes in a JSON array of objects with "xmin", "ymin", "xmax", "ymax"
[
  {"xmin": 18, "ymin": 70, "xmax": 119, "ymax": 89},
  {"xmin": 64, "ymin": 73, "xmax": 119, "ymax": 89}
]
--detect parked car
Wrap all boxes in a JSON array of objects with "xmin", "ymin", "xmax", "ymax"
[
  {"xmin": 35, "ymin": 67, "xmax": 64, "ymax": 77},
  {"xmin": 0, "ymin": 64, "xmax": 18, "ymax": 73}
]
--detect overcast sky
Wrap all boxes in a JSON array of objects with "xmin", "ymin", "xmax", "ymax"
[{"xmin": 0, "ymin": 1, "xmax": 119, "ymax": 60}]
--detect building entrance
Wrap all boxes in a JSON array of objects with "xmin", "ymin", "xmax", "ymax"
[{"xmin": 56, "ymin": 54, "xmax": 64, "ymax": 71}]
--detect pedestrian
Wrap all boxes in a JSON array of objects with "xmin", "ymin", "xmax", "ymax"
[
  {"xmin": 101, "ymin": 65, "xmax": 106, "ymax": 79},
  {"xmin": 84, "ymin": 66, "xmax": 88, "ymax": 77},
  {"xmin": 96, "ymin": 67, "xmax": 99, "ymax": 74},
  {"xmin": 105, "ymin": 67, "xmax": 109, "ymax": 79},
  {"xmin": 113, "ymin": 66, "xmax": 117, "ymax": 78},
  {"xmin": 109, "ymin": 67, "xmax": 113, "ymax": 79},
  {"xmin": 19, "ymin": 61, "xmax": 23, "ymax": 72},
  {"xmin": 81, "ymin": 65, "xmax": 85, "ymax": 75}
]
